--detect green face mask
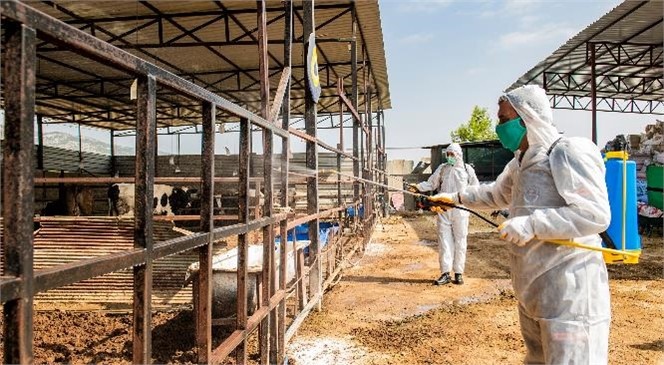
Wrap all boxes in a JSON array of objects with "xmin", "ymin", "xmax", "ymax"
[
  {"xmin": 496, "ymin": 117, "xmax": 527, "ymax": 152},
  {"xmin": 446, "ymin": 156, "xmax": 457, "ymax": 165}
]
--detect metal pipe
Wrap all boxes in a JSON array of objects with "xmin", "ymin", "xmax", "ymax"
[
  {"xmin": 195, "ymin": 101, "xmax": 215, "ymax": 363},
  {"xmin": 303, "ymin": 0, "xmax": 322, "ymax": 312},
  {"xmin": 590, "ymin": 43, "xmax": 598, "ymax": 144},
  {"xmin": 278, "ymin": 2, "xmax": 292, "ymax": 362},
  {"xmin": 132, "ymin": 74, "xmax": 156, "ymax": 364},
  {"xmin": 2, "ymin": 21, "xmax": 37, "ymax": 364}
]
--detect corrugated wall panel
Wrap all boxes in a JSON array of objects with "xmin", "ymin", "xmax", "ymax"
[{"xmin": 1, "ymin": 218, "xmax": 226, "ymax": 308}]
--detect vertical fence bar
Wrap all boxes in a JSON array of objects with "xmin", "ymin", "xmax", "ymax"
[
  {"xmin": 36, "ymin": 114, "xmax": 44, "ymax": 170},
  {"xmin": 366, "ymin": 88, "xmax": 373, "ymax": 221},
  {"xmin": 360, "ymin": 46, "xmax": 368, "ymax": 237},
  {"xmin": 257, "ymin": 0, "xmax": 273, "ymax": 362},
  {"xmin": 236, "ymin": 117, "xmax": 251, "ymax": 364},
  {"xmin": 351, "ymin": 5, "xmax": 359, "ymax": 204},
  {"xmin": 382, "ymin": 113, "xmax": 388, "ymax": 215},
  {"xmin": 133, "ymin": 74, "xmax": 156, "ymax": 364},
  {"xmin": 110, "ymin": 129, "xmax": 116, "ymax": 174},
  {"xmin": 303, "ymin": 0, "xmax": 322, "ymax": 311},
  {"xmin": 375, "ymin": 107, "xmax": 381, "ymax": 216},
  {"xmin": 196, "ymin": 101, "xmax": 215, "ymax": 364},
  {"xmin": 2, "ymin": 21, "xmax": 37, "ymax": 365},
  {"xmin": 278, "ymin": 0, "xmax": 293, "ymax": 362},
  {"xmin": 377, "ymin": 110, "xmax": 386, "ymax": 217},
  {"xmin": 337, "ymin": 79, "xmax": 344, "ymax": 222}
]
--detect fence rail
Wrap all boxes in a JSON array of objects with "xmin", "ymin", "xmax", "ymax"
[{"xmin": 0, "ymin": 0, "xmax": 387, "ymax": 364}]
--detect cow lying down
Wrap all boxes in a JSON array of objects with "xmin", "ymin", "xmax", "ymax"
[{"xmin": 108, "ymin": 183, "xmax": 195, "ymax": 216}]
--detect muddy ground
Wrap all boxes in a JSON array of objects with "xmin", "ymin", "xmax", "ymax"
[
  {"xmin": 287, "ymin": 213, "xmax": 664, "ymax": 365},
  {"xmin": 0, "ymin": 213, "xmax": 662, "ymax": 364}
]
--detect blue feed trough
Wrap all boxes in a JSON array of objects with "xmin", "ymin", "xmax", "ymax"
[{"xmin": 275, "ymin": 222, "xmax": 339, "ymax": 255}]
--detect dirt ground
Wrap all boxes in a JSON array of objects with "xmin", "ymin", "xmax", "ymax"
[
  {"xmin": 0, "ymin": 213, "xmax": 661, "ymax": 364},
  {"xmin": 287, "ymin": 213, "xmax": 664, "ymax": 365}
]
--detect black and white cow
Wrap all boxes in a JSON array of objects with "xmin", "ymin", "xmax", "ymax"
[{"xmin": 108, "ymin": 183, "xmax": 196, "ymax": 216}]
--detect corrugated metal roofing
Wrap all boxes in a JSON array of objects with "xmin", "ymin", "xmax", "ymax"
[
  {"xmin": 507, "ymin": 0, "xmax": 662, "ymax": 102},
  {"xmin": 5, "ymin": 1, "xmax": 390, "ymax": 130}
]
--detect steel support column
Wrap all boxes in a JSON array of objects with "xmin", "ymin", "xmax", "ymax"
[
  {"xmin": 338, "ymin": 79, "xmax": 344, "ymax": 222},
  {"xmin": 2, "ymin": 21, "xmax": 37, "ymax": 365},
  {"xmin": 235, "ymin": 117, "xmax": 251, "ymax": 364},
  {"xmin": 257, "ymin": 1, "xmax": 274, "ymax": 363},
  {"xmin": 277, "ymin": 1, "xmax": 293, "ymax": 362},
  {"xmin": 351, "ymin": 5, "xmax": 360, "ymax": 203},
  {"xmin": 590, "ymin": 44, "xmax": 598, "ymax": 144},
  {"xmin": 110, "ymin": 129, "xmax": 116, "ymax": 173},
  {"xmin": 195, "ymin": 101, "xmax": 215, "ymax": 363},
  {"xmin": 303, "ymin": 0, "xmax": 322, "ymax": 311},
  {"xmin": 365, "ymin": 87, "xmax": 373, "ymax": 222},
  {"xmin": 132, "ymin": 74, "xmax": 156, "ymax": 364},
  {"xmin": 37, "ymin": 115, "xmax": 44, "ymax": 170}
]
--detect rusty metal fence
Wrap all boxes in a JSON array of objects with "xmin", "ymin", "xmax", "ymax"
[{"xmin": 0, "ymin": 0, "xmax": 387, "ymax": 364}]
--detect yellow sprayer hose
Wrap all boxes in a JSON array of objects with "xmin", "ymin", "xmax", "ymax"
[{"xmin": 545, "ymin": 239, "xmax": 639, "ymax": 258}]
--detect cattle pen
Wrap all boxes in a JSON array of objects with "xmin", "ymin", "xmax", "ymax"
[{"xmin": 0, "ymin": 1, "xmax": 390, "ymax": 364}]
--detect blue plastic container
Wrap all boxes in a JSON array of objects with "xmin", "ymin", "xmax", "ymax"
[
  {"xmin": 346, "ymin": 205, "xmax": 364, "ymax": 219},
  {"xmin": 274, "ymin": 222, "xmax": 340, "ymax": 255},
  {"xmin": 604, "ymin": 153, "xmax": 641, "ymax": 252}
]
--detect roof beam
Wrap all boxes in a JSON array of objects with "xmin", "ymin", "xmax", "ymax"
[
  {"xmin": 140, "ymin": 1, "xmax": 261, "ymax": 86},
  {"xmin": 40, "ymin": 1, "xmax": 240, "ymax": 103},
  {"xmin": 523, "ymin": 0, "xmax": 651, "ymax": 85},
  {"xmin": 549, "ymin": 94, "xmax": 664, "ymax": 114},
  {"xmin": 59, "ymin": 4, "xmax": 350, "ymax": 25}
]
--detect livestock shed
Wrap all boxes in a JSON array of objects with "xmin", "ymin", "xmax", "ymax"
[
  {"xmin": 0, "ymin": 1, "xmax": 390, "ymax": 364},
  {"xmin": 507, "ymin": 0, "xmax": 663, "ymax": 143}
]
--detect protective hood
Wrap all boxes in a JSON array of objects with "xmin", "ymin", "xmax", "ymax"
[
  {"xmin": 504, "ymin": 85, "xmax": 560, "ymax": 148},
  {"xmin": 446, "ymin": 143, "xmax": 463, "ymax": 165}
]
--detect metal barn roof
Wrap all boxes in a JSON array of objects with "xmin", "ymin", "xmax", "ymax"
[
  {"xmin": 508, "ymin": 0, "xmax": 663, "ymax": 114},
  {"xmin": 5, "ymin": 1, "xmax": 391, "ymax": 130}
]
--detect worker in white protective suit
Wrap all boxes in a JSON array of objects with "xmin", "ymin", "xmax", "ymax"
[
  {"xmin": 409, "ymin": 143, "xmax": 479, "ymax": 285},
  {"xmin": 430, "ymin": 85, "xmax": 612, "ymax": 364}
]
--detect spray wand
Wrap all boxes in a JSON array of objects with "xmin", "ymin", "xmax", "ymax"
[
  {"xmin": 311, "ymin": 168, "xmax": 637, "ymax": 259},
  {"xmin": 424, "ymin": 199, "xmax": 638, "ymax": 259}
]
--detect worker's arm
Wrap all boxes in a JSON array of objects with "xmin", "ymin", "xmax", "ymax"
[
  {"xmin": 416, "ymin": 164, "xmax": 444, "ymax": 193},
  {"xmin": 467, "ymin": 164, "xmax": 480, "ymax": 186},
  {"xmin": 457, "ymin": 159, "xmax": 516, "ymax": 210},
  {"xmin": 528, "ymin": 138, "xmax": 611, "ymax": 239}
]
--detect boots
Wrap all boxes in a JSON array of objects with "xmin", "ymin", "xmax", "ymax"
[
  {"xmin": 454, "ymin": 273, "xmax": 464, "ymax": 285},
  {"xmin": 434, "ymin": 272, "xmax": 452, "ymax": 286}
]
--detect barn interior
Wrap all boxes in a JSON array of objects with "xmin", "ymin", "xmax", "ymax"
[{"xmin": 0, "ymin": 1, "xmax": 390, "ymax": 363}]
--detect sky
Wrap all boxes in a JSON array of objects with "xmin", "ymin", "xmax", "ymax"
[
  {"xmin": 14, "ymin": 0, "xmax": 658, "ymax": 161},
  {"xmin": 379, "ymin": 0, "xmax": 657, "ymax": 161}
]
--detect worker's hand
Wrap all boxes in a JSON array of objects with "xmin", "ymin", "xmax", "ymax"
[
  {"xmin": 498, "ymin": 216, "xmax": 534, "ymax": 247},
  {"xmin": 407, "ymin": 184, "xmax": 420, "ymax": 193},
  {"xmin": 430, "ymin": 205, "xmax": 447, "ymax": 213},
  {"xmin": 429, "ymin": 192, "xmax": 458, "ymax": 206}
]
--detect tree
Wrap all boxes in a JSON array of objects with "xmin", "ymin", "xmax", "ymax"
[{"xmin": 450, "ymin": 106, "xmax": 498, "ymax": 143}]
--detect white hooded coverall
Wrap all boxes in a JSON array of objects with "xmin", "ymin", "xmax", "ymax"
[
  {"xmin": 459, "ymin": 85, "xmax": 611, "ymax": 364},
  {"xmin": 417, "ymin": 143, "xmax": 479, "ymax": 275}
]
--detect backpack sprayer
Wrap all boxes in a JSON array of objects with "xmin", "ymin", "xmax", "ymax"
[
  {"xmin": 410, "ymin": 190, "xmax": 638, "ymax": 260},
  {"xmin": 316, "ymin": 169, "xmax": 639, "ymax": 260}
]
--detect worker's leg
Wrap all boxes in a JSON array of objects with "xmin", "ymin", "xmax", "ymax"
[
  {"xmin": 521, "ymin": 251, "xmax": 611, "ymax": 364},
  {"xmin": 538, "ymin": 317, "xmax": 610, "ymax": 365},
  {"xmin": 450, "ymin": 210, "xmax": 469, "ymax": 274},
  {"xmin": 518, "ymin": 305, "xmax": 545, "ymax": 364},
  {"xmin": 437, "ymin": 212, "xmax": 453, "ymax": 274}
]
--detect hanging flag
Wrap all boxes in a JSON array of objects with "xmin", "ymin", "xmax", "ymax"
[{"xmin": 306, "ymin": 32, "xmax": 322, "ymax": 103}]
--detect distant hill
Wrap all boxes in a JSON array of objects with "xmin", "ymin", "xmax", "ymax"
[{"xmin": 43, "ymin": 131, "xmax": 135, "ymax": 155}]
